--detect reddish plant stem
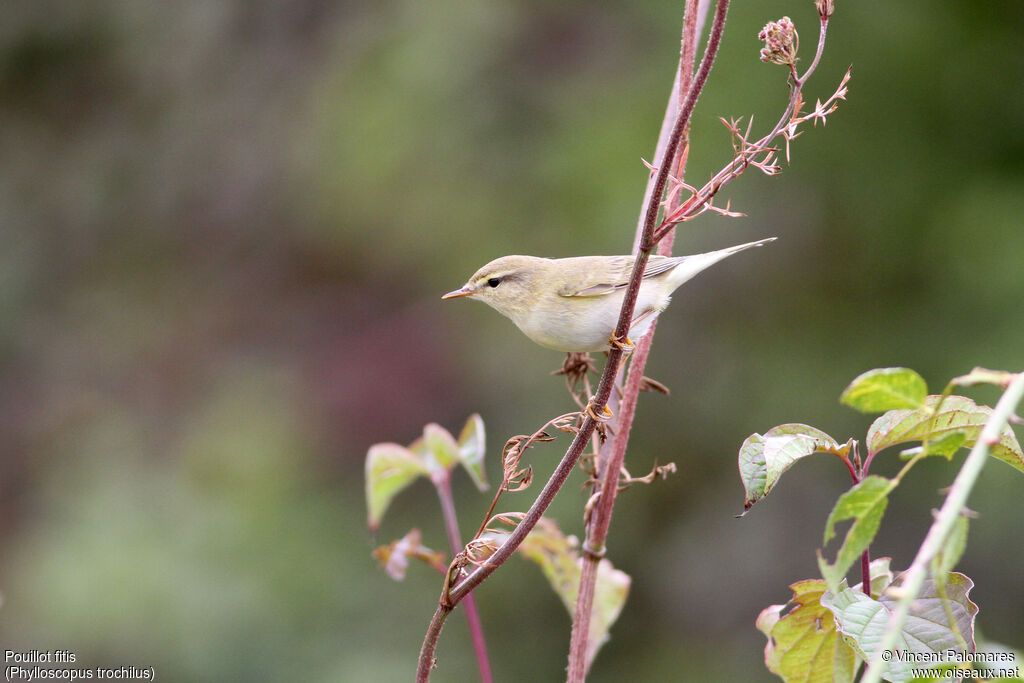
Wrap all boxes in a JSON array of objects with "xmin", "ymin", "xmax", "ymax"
[
  {"xmin": 797, "ymin": 16, "xmax": 829, "ymax": 87},
  {"xmin": 652, "ymin": 15, "xmax": 833, "ymax": 242},
  {"xmin": 417, "ymin": 604, "xmax": 451, "ymax": 682},
  {"xmin": 861, "ymin": 549, "xmax": 872, "ymax": 597},
  {"xmin": 635, "ymin": 0, "xmax": 730, "ymax": 257},
  {"xmin": 842, "ymin": 442, "xmax": 873, "ymax": 597},
  {"xmin": 419, "ymin": 1, "xmax": 732, "ymax": 678},
  {"xmin": 565, "ymin": 1, "xmax": 726, "ymax": 679},
  {"xmin": 418, "ymin": 374, "xmax": 621, "ymax": 682},
  {"xmin": 434, "ymin": 473, "xmax": 493, "ymax": 683}
]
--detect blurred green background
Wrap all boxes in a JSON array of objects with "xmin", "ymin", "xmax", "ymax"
[{"xmin": 1, "ymin": 1, "xmax": 1021, "ymax": 681}]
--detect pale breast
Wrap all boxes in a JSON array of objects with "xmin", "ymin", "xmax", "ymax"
[{"xmin": 514, "ymin": 285, "xmax": 669, "ymax": 352}]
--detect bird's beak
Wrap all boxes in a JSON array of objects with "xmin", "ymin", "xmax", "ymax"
[{"xmin": 441, "ymin": 286, "xmax": 476, "ymax": 300}]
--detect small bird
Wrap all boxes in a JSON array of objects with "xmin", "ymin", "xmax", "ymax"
[{"xmin": 442, "ymin": 237, "xmax": 776, "ymax": 352}]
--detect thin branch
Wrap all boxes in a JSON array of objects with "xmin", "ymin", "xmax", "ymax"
[
  {"xmin": 419, "ymin": 5, "xmax": 846, "ymax": 681},
  {"xmin": 844, "ymin": 441, "xmax": 873, "ymax": 598},
  {"xmin": 568, "ymin": 8, "xmax": 843, "ymax": 677},
  {"xmin": 416, "ymin": 4, "xmax": 731, "ymax": 677},
  {"xmin": 417, "ymin": 605, "xmax": 452, "ymax": 682},
  {"xmin": 470, "ymin": 411, "xmax": 581, "ymax": 542},
  {"xmin": 566, "ymin": 0, "xmax": 725, "ymax": 679},
  {"xmin": 652, "ymin": 15, "xmax": 840, "ymax": 242},
  {"xmin": 861, "ymin": 371, "xmax": 1024, "ymax": 683},
  {"xmin": 434, "ymin": 473, "xmax": 493, "ymax": 683},
  {"xmin": 634, "ymin": 0, "xmax": 730, "ymax": 257},
  {"xmin": 796, "ymin": 15, "xmax": 829, "ymax": 86}
]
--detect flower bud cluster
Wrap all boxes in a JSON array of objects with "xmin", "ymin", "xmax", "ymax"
[{"xmin": 758, "ymin": 16, "xmax": 799, "ymax": 66}]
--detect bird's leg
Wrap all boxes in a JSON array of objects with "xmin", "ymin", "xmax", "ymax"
[
  {"xmin": 608, "ymin": 306, "xmax": 659, "ymax": 356},
  {"xmin": 584, "ymin": 396, "xmax": 614, "ymax": 422},
  {"xmin": 608, "ymin": 332, "xmax": 635, "ymax": 354},
  {"xmin": 628, "ymin": 308, "xmax": 658, "ymax": 335},
  {"xmin": 608, "ymin": 331, "xmax": 635, "ymax": 375}
]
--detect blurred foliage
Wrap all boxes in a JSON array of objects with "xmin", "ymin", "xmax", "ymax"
[{"xmin": 0, "ymin": 0, "xmax": 1021, "ymax": 681}]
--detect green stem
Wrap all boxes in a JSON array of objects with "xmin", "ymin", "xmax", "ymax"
[{"xmin": 861, "ymin": 371, "xmax": 1024, "ymax": 683}]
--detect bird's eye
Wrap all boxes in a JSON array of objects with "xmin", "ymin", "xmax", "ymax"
[{"xmin": 487, "ymin": 277, "xmax": 501, "ymax": 288}]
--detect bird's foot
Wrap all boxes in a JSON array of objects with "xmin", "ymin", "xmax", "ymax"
[
  {"xmin": 584, "ymin": 397, "xmax": 614, "ymax": 423},
  {"xmin": 608, "ymin": 333, "xmax": 635, "ymax": 354}
]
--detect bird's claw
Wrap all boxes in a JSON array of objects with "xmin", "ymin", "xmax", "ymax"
[
  {"xmin": 608, "ymin": 334, "xmax": 634, "ymax": 354},
  {"xmin": 585, "ymin": 397, "xmax": 614, "ymax": 423}
]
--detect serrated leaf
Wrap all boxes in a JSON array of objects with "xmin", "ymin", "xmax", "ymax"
[
  {"xmin": 757, "ymin": 578, "xmax": 857, "ymax": 683},
  {"xmin": 818, "ymin": 476, "xmax": 893, "ymax": 594},
  {"xmin": 457, "ymin": 413, "xmax": 488, "ymax": 491},
  {"xmin": 365, "ymin": 443, "xmax": 429, "ymax": 531},
  {"xmin": 841, "ymin": 368, "xmax": 928, "ymax": 413},
  {"xmin": 519, "ymin": 518, "xmax": 630, "ymax": 669},
  {"xmin": 739, "ymin": 424, "xmax": 839, "ymax": 510},
  {"xmin": 423, "ymin": 423, "xmax": 460, "ymax": 473},
  {"xmin": 821, "ymin": 572, "xmax": 978, "ymax": 683},
  {"xmin": 765, "ymin": 423, "xmax": 842, "ymax": 447},
  {"xmin": 867, "ymin": 396, "xmax": 1024, "ymax": 473}
]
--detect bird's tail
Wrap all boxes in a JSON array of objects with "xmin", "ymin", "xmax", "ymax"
[{"xmin": 666, "ymin": 237, "xmax": 777, "ymax": 291}]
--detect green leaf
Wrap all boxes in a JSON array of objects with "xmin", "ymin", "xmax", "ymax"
[
  {"xmin": 456, "ymin": 413, "xmax": 488, "ymax": 491},
  {"xmin": 365, "ymin": 443, "xmax": 429, "ymax": 531},
  {"xmin": 422, "ymin": 423, "xmax": 461, "ymax": 473},
  {"xmin": 739, "ymin": 424, "xmax": 840, "ymax": 511},
  {"xmin": 765, "ymin": 423, "xmax": 842, "ymax": 445},
  {"xmin": 898, "ymin": 431, "xmax": 967, "ymax": 460},
  {"xmin": 840, "ymin": 368, "xmax": 928, "ymax": 413},
  {"xmin": 943, "ymin": 636, "xmax": 1024, "ymax": 681},
  {"xmin": 950, "ymin": 367, "xmax": 1018, "ymax": 389},
  {"xmin": 821, "ymin": 572, "xmax": 978, "ymax": 683},
  {"xmin": 818, "ymin": 476, "xmax": 893, "ymax": 593},
  {"xmin": 863, "ymin": 557, "xmax": 895, "ymax": 598},
  {"xmin": 867, "ymin": 395, "xmax": 1024, "ymax": 473},
  {"xmin": 757, "ymin": 578, "xmax": 858, "ymax": 683},
  {"xmin": 840, "ymin": 556, "xmax": 896, "ymax": 598},
  {"xmin": 519, "ymin": 518, "xmax": 630, "ymax": 669}
]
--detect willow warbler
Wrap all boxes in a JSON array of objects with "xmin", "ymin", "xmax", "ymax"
[{"xmin": 442, "ymin": 237, "xmax": 775, "ymax": 352}]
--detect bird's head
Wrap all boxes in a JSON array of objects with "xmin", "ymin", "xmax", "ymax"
[{"xmin": 442, "ymin": 255, "xmax": 548, "ymax": 320}]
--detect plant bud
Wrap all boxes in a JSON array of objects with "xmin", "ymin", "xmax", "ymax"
[{"xmin": 758, "ymin": 16, "xmax": 799, "ymax": 66}]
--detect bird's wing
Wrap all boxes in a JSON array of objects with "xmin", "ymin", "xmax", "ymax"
[{"xmin": 557, "ymin": 255, "xmax": 684, "ymax": 297}]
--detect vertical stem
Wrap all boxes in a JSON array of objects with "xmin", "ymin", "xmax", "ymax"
[
  {"xmin": 566, "ymin": 1, "xmax": 725, "ymax": 680},
  {"xmin": 419, "ymin": 0, "xmax": 732, "ymax": 677},
  {"xmin": 861, "ymin": 372, "xmax": 1024, "ymax": 683},
  {"xmin": 418, "ymin": 605, "xmax": 453, "ymax": 683},
  {"xmin": 847, "ymin": 442, "xmax": 873, "ymax": 596},
  {"xmin": 435, "ymin": 474, "xmax": 493, "ymax": 683},
  {"xmin": 860, "ymin": 549, "xmax": 872, "ymax": 596}
]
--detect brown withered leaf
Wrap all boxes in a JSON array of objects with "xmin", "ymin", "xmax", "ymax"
[
  {"xmin": 620, "ymin": 461, "xmax": 677, "ymax": 488},
  {"xmin": 639, "ymin": 375, "xmax": 671, "ymax": 395},
  {"xmin": 372, "ymin": 528, "xmax": 447, "ymax": 580}
]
